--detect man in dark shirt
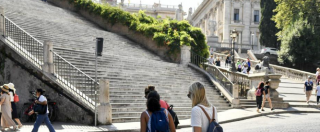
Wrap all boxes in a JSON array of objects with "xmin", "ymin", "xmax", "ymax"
[
  {"xmin": 304, "ymin": 76, "xmax": 314, "ymax": 104},
  {"xmin": 261, "ymin": 81, "xmax": 274, "ymax": 111}
]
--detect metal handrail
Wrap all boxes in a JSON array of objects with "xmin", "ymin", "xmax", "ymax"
[
  {"xmin": 51, "ymin": 51, "xmax": 97, "ymax": 83},
  {"xmin": 2, "ymin": 15, "xmax": 97, "ymax": 109},
  {"xmin": 2, "ymin": 15, "xmax": 43, "ymax": 46}
]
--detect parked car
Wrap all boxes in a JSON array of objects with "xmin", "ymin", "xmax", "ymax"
[{"xmin": 261, "ymin": 47, "xmax": 278, "ymax": 55}]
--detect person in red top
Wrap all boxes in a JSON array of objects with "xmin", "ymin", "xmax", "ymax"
[{"xmin": 144, "ymin": 86, "xmax": 169, "ymax": 109}]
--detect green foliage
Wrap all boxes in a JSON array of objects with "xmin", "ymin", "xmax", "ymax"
[
  {"xmin": 68, "ymin": 0, "xmax": 209, "ymax": 58},
  {"xmin": 259, "ymin": 0, "xmax": 280, "ymax": 48},
  {"xmin": 274, "ymin": 0, "xmax": 320, "ymax": 68}
]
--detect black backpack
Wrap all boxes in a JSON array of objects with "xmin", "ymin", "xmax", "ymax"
[{"xmin": 167, "ymin": 105, "xmax": 179, "ymax": 128}]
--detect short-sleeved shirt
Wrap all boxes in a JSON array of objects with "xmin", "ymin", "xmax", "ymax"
[
  {"xmin": 215, "ymin": 61, "xmax": 220, "ymax": 66},
  {"xmin": 159, "ymin": 100, "xmax": 169, "ymax": 109},
  {"xmin": 264, "ymin": 86, "xmax": 270, "ymax": 95},
  {"xmin": 38, "ymin": 95, "xmax": 49, "ymax": 114},
  {"xmin": 208, "ymin": 58, "xmax": 214, "ymax": 64},
  {"xmin": 247, "ymin": 61, "xmax": 251, "ymax": 67},
  {"xmin": 191, "ymin": 105, "xmax": 218, "ymax": 132},
  {"xmin": 317, "ymin": 86, "xmax": 320, "ymax": 96},
  {"xmin": 305, "ymin": 81, "xmax": 313, "ymax": 91}
]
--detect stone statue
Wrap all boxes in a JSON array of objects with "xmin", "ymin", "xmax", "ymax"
[
  {"xmin": 189, "ymin": 7, "xmax": 193, "ymax": 15},
  {"xmin": 262, "ymin": 56, "xmax": 270, "ymax": 68},
  {"xmin": 209, "ymin": 20, "xmax": 216, "ymax": 36}
]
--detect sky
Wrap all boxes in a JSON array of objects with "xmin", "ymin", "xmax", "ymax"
[{"xmin": 121, "ymin": 0, "xmax": 204, "ymax": 15}]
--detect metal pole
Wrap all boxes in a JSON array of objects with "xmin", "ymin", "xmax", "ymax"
[{"xmin": 95, "ymin": 49, "xmax": 97, "ymax": 126}]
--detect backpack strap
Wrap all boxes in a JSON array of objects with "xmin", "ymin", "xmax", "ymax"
[
  {"xmin": 145, "ymin": 110, "xmax": 150, "ymax": 118},
  {"xmin": 198, "ymin": 106, "xmax": 216, "ymax": 123}
]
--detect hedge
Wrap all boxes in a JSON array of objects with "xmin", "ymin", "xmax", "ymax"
[{"xmin": 69, "ymin": 0, "xmax": 209, "ymax": 58}]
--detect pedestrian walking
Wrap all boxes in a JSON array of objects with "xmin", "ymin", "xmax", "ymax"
[
  {"xmin": 236, "ymin": 60, "xmax": 242, "ymax": 72},
  {"xmin": 316, "ymin": 69, "xmax": 320, "ymax": 85},
  {"xmin": 255, "ymin": 82, "xmax": 264, "ymax": 113},
  {"xmin": 215, "ymin": 58, "xmax": 221, "ymax": 67},
  {"xmin": 144, "ymin": 85, "xmax": 169, "ymax": 109},
  {"xmin": 7, "ymin": 83, "xmax": 23, "ymax": 128},
  {"xmin": 261, "ymin": 81, "xmax": 274, "ymax": 111},
  {"xmin": 188, "ymin": 82, "xmax": 219, "ymax": 132},
  {"xmin": 315, "ymin": 83, "xmax": 320, "ymax": 105},
  {"xmin": 207, "ymin": 55, "xmax": 215, "ymax": 65},
  {"xmin": 140, "ymin": 91, "xmax": 176, "ymax": 132},
  {"xmin": 225, "ymin": 54, "xmax": 230, "ymax": 68},
  {"xmin": 247, "ymin": 58, "xmax": 251, "ymax": 74},
  {"xmin": 28, "ymin": 89, "xmax": 55, "ymax": 132},
  {"xmin": 304, "ymin": 76, "xmax": 313, "ymax": 104},
  {"xmin": 0, "ymin": 85, "xmax": 17, "ymax": 131},
  {"xmin": 316, "ymin": 68, "xmax": 319, "ymax": 77}
]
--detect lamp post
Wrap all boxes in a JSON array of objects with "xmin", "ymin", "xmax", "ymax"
[
  {"xmin": 251, "ymin": 33, "xmax": 254, "ymax": 50},
  {"xmin": 230, "ymin": 29, "xmax": 238, "ymax": 72}
]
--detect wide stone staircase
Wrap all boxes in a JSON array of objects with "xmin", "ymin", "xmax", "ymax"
[{"xmin": 0, "ymin": 0, "xmax": 231, "ymax": 123}]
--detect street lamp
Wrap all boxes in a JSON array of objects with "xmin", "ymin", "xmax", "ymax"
[
  {"xmin": 251, "ymin": 33, "xmax": 254, "ymax": 50},
  {"xmin": 230, "ymin": 29, "xmax": 238, "ymax": 72}
]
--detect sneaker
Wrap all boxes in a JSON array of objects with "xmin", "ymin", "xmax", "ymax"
[
  {"xmin": 271, "ymin": 108, "xmax": 274, "ymax": 111},
  {"xmin": 261, "ymin": 109, "xmax": 265, "ymax": 111}
]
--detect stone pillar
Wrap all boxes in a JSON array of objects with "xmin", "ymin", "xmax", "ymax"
[
  {"xmin": 180, "ymin": 45, "xmax": 191, "ymax": 66},
  {"xmin": 242, "ymin": 0, "xmax": 251, "ymax": 45},
  {"xmin": 98, "ymin": 79, "xmax": 112, "ymax": 125},
  {"xmin": 232, "ymin": 83, "xmax": 240, "ymax": 108},
  {"xmin": 0, "ymin": 6, "xmax": 5, "ymax": 36},
  {"xmin": 43, "ymin": 41, "xmax": 54, "ymax": 74},
  {"xmin": 222, "ymin": 0, "xmax": 231, "ymax": 44}
]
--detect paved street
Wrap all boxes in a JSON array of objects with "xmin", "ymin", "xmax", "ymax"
[{"xmin": 178, "ymin": 113, "xmax": 320, "ymax": 132}]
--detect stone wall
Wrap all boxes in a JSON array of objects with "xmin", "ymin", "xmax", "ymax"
[
  {"xmin": 48, "ymin": 0, "xmax": 181, "ymax": 63},
  {"xmin": 0, "ymin": 41, "xmax": 94, "ymax": 124}
]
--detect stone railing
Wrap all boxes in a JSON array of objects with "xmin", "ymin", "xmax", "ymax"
[{"xmin": 270, "ymin": 64, "xmax": 315, "ymax": 82}]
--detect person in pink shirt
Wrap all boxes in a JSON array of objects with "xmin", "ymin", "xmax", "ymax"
[{"xmin": 144, "ymin": 86, "xmax": 169, "ymax": 109}]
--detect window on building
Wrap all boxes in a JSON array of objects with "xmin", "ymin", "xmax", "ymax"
[
  {"xmin": 234, "ymin": 9, "xmax": 240, "ymax": 23},
  {"xmin": 254, "ymin": 10, "xmax": 259, "ymax": 23}
]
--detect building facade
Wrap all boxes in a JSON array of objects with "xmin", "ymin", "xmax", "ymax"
[
  {"xmin": 101, "ymin": 0, "xmax": 186, "ymax": 20},
  {"xmin": 188, "ymin": 0, "xmax": 261, "ymax": 51}
]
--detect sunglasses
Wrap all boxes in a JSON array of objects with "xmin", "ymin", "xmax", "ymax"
[{"xmin": 187, "ymin": 92, "xmax": 191, "ymax": 99}]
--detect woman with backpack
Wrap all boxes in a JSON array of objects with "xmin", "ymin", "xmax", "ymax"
[
  {"xmin": 255, "ymin": 82, "xmax": 264, "ymax": 113},
  {"xmin": 140, "ymin": 91, "xmax": 176, "ymax": 132},
  {"xmin": 188, "ymin": 82, "xmax": 221, "ymax": 132}
]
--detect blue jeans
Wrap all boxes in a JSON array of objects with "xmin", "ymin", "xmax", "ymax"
[{"xmin": 32, "ymin": 113, "xmax": 55, "ymax": 132}]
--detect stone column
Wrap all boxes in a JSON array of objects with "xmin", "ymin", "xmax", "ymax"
[
  {"xmin": 222, "ymin": 0, "xmax": 231, "ymax": 44},
  {"xmin": 43, "ymin": 41, "xmax": 54, "ymax": 74},
  {"xmin": 98, "ymin": 79, "xmax": 112, "ymax": 125},
  {"xmin": 0, "ymin": 6, "xmax": 5, "ymax": 36},
  {"xmin": 242, "ymin": 0, "xmax": 251, "ymax": 45},
  {"xmin": 180, "ymin": 45, "xmax": 191, "ymax": 66},
  {"xmin": 232, "ymin": 83, "xmax": 240, "ymax": 108}
]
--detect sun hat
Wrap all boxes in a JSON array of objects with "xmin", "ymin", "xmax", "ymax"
[
  {"xmin": 7, "ymin": 83, "xmax": 16, "ymax": 91},
  {"xmin": 1, "ymin": 85, "xmax": 9, "ymax": 93}
]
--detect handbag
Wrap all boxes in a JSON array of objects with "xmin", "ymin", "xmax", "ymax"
[
  {"xmin": 14, "ymin": 94, "xmax": 19, "ymax": 102},
  {"xmin": 33, "ymin": 104, "xmax": 47, "ymax": 114}
]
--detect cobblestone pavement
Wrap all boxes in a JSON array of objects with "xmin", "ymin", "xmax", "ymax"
[{"xmin": 177, "ymin": 113, "xmax": 320, "ymax": 132}]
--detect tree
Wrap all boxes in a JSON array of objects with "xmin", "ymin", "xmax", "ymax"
[
  {"xmin": 259, "ymin": 0, "xmax": 279, "ymax": 48},
  {"xmin": 273, "ymin": 0, "xmax": 320, "ymax": 71}
]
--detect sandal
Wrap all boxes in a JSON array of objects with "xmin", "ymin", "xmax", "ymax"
[{"xmin": 18, "ymin": 125, "xmax": 23, "ymax": 129}]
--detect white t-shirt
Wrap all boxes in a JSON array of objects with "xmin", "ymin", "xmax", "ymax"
[
  {"xmin": 191, "ymin": 105, "xmax": 218, "ymax": 132},
  {"xmin": 9, "ymin": 91, "xmax": 14, "ymax": 102},
  {"xmin": 316, "ymin": 86, "xmax": 320, "ymax": 96},
  {"xmin": 208, "ymin": 58, "xmax": 215, "ymax": 64},
  {"xmin": 38, "ymin": 95, "xmax": 49, "ymax": 114},
  {"xmin": 316, "ymin": 71, "xmax": 319, "ymax": 77}
]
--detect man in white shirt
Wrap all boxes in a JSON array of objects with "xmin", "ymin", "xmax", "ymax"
[
  {"xmin": 28, "ymin": 89, "xmax": 55, "ymax": 132},
  {"xmin": 207, "ymin": 55, "xmax": 215, "ymax": 65}
]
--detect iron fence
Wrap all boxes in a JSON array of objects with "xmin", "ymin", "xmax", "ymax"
[
  {"xmin": 2, "ymin": 15, "xmax": 43, "ymax": 68},
  {"xmin": 52, "ymin": 51, "xmax": 97, "ymax": 109}
]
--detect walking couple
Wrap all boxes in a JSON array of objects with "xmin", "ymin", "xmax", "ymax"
[
  {"xmin": 0, "ymin": 83, "xmax": 23, "ymax": 131},
  {"xmin": 256, "ymin": 81, "xmax": 274, "ymax": 113}
]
